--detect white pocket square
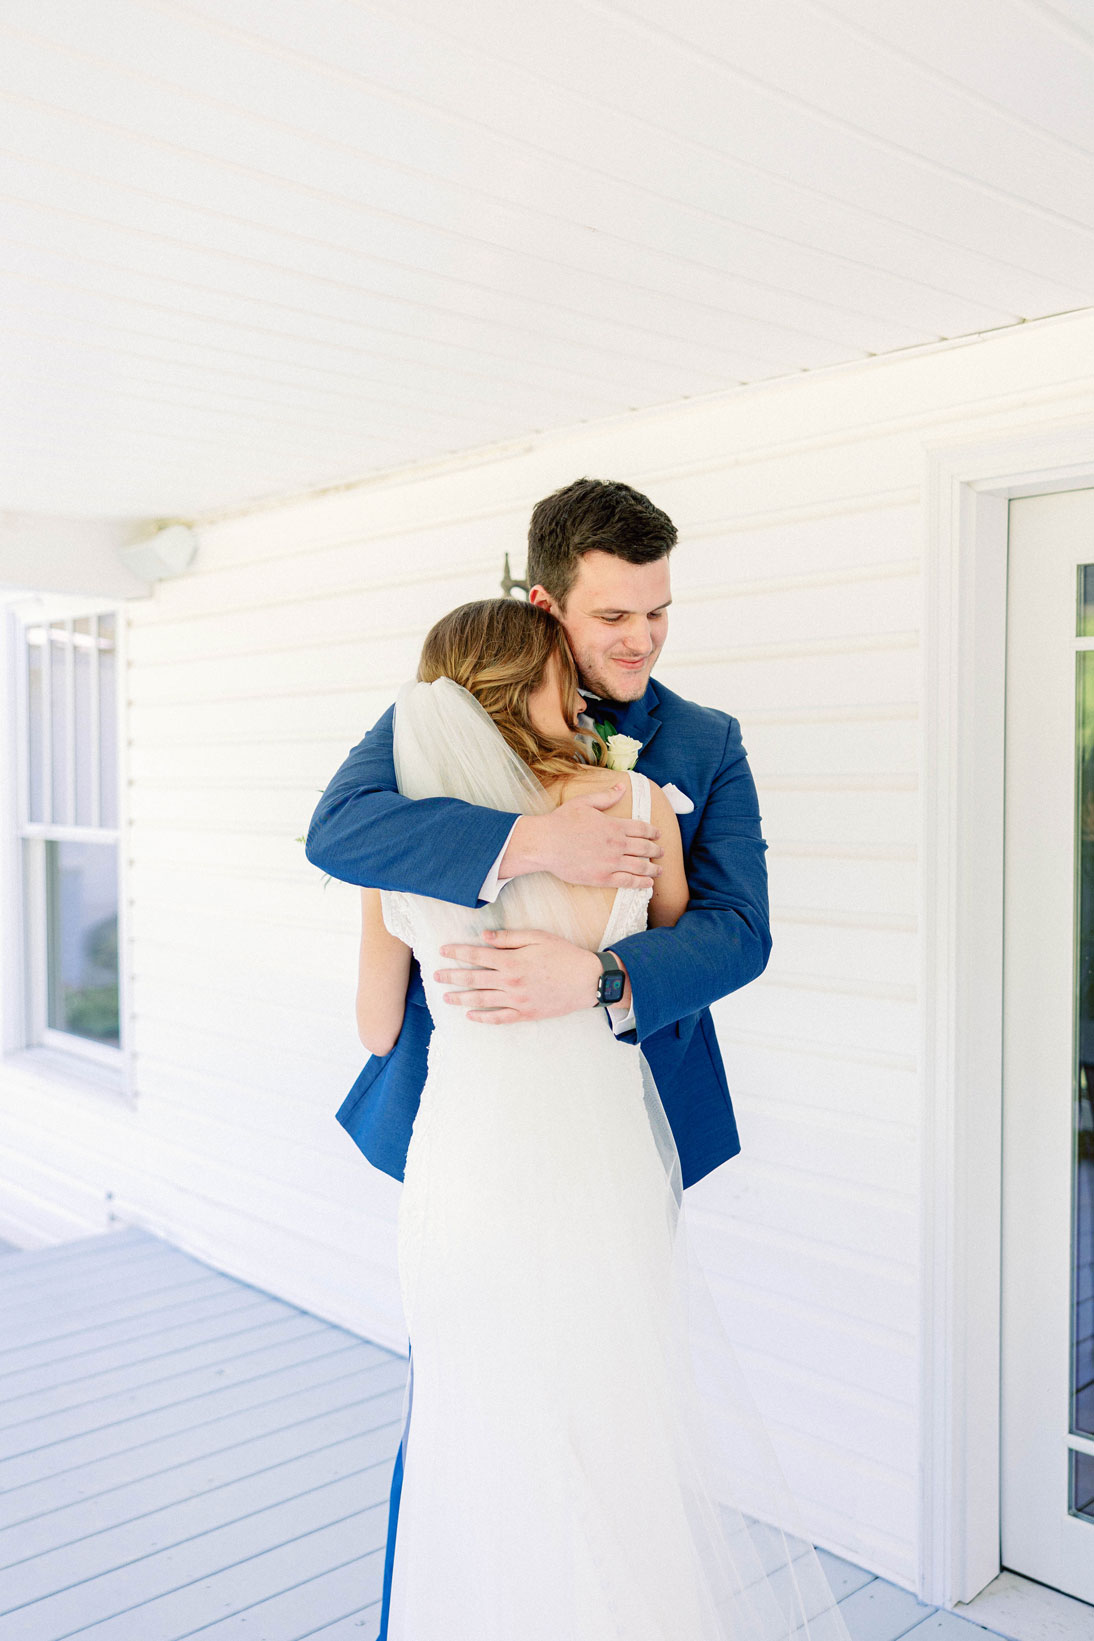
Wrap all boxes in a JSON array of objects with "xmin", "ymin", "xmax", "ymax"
[{"xmin": 661, "ymin": 782, "xmax": 694, "ymax": 814}]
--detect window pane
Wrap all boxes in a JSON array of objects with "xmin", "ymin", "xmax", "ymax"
[
  {"xmin": 1071, "ymin": 1450, "xmax": 1094, "ymax": 1522},
  {"xmin": 98, "ymin": 613, "xmax": 117, "ymax": 830},
  {"xmin": 1079, "ymin": 565, "xmax": 1094, "ymax": 638},
  {"xmin": 45, "ymin": 839, "xmax": 119, "ymax": 1047},
  {"xmin": 1075, "ymin": 645, "xmax": 1094, "ymax": 1449},
  {"xmin": 73, "ymin": 617, "xmax": 93, "ymax": 827},
  {"xmin": 49, "ymin": 621, "xmax": 69, "ymax": 824},
  {"xmin": 26, "ymin": 625, "xmax": 44, "ymax": 823}
]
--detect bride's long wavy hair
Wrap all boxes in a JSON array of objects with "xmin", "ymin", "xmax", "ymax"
[{"xmin": 417, "ymin": 598, "xmax": 599, "ymax": 783}]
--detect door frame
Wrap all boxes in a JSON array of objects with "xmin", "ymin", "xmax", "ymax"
[{"xmin": 922, "ymin": 423, "xmax": 1094, "ymax": 1606}]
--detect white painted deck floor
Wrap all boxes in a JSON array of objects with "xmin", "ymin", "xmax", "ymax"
[{"xmin": 0, "ymin": 1226, "xmax": 1029, "ymax": 1641}]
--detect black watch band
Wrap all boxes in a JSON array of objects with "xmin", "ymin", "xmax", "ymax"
[{"xmin": 595, "ymin": 950, "xmax": 627, "ymax": 1007}]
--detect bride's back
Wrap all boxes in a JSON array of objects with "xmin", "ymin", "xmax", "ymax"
[
  {"xmin": 537, "ymin": 765, "xmax": 642, "ymax": 953},
  {"xmin": 385, "ymin": 674, "xmax": 649, "ymax": 987}
]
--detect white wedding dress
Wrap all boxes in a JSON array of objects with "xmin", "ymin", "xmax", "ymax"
[{"xmin": 375, "ymin": 678, "xmax": 852, "ymax": 1641}]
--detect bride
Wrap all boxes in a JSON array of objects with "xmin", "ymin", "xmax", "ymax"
[{"xmin": 355, "ymin": 598, "xmax": 852, "ymax": 1641}]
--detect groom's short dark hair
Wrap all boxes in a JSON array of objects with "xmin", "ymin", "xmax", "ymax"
[{"xmin": 526, "ymin": 478, "xmax": 677, "ymax": 608}]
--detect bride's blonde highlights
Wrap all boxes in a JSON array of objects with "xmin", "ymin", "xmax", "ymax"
[{"xmin": 417, "ymin": 599, "xmax": 598, "ymax": 782}]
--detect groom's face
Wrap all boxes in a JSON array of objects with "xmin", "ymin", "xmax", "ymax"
[{"xmin": 530, "ymin": 550, "xmax": 671, "ymax": 703}]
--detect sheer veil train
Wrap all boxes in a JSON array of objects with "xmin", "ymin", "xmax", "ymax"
[{"xmin": 387, "ymin": 675, "xmax": 855, "ymax": 1641}]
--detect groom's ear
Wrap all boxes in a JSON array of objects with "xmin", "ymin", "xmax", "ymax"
[{"xmin": 527, "ymin": 584, "xmax": 556, "ymax": 614}]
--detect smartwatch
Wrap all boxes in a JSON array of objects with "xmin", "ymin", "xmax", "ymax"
[{"xmin": 595, "ymin": 950, "xmax": 627, "ymax": 1007}]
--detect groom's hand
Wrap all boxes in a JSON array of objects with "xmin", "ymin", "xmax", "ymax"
[
  {"xmin": 499, "ymin": 786, "xmax": 663, "ymax": 890},
  {"xmin": 435, "ymin": 929, "xmax": 623, "ymax": 1023}
]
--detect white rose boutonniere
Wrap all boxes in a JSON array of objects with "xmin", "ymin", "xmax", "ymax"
[
  {"xmin": 595, "ymin": 724, "xmax": 643, "ymax": 772},
  {"xmin": 602, "ymin": 733, "xmax": 643, "ymax": 771}
]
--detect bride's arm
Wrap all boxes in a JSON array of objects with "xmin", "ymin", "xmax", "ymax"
[
  {"xmin": 646, "ymin": 782, "xmax": 688, "ymax": 927},
  {"xmin": 356, "ymin": 889, "xmax": 412, "ymax": 1057}
]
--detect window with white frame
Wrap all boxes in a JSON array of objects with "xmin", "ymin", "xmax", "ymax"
[{"xmin": 12, "ymin": 605, "xmax": 122, "ymax": 1067}]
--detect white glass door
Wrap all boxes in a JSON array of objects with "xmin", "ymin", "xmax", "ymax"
[{"xmin": 1002, "ymin": 487, "xmax": 1094, "ymax": 1602}]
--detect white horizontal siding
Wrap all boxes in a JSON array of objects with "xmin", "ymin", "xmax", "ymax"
[{"xmin": 3, "ymin": 311, "xmax": 1094, "ymax": 1592}]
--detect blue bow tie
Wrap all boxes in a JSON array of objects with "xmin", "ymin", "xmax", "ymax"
[{"xmin": 581, "ymin": 692, "xmax": 627, "ymax": 725}]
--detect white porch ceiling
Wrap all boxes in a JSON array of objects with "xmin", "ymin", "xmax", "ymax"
[{"xmin": 1, "ymin": 0, "xmax": 1092, "ymax": 521}]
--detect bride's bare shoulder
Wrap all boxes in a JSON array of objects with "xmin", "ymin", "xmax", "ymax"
[{"xmin": 545, "ymin": 764, "xmax": 632, "ymax": 812}]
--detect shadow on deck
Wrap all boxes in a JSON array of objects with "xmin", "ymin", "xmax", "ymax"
[{"xmin": 0, "ymin": 1226, "xmax": 1037, "ymax": 1640}]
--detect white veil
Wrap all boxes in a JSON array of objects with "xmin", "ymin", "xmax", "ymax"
[
  {"xmin": 391, "ymin": 674, "xmax": 593, "ymax": 953},
  {"xmin": 390, "ymin": 676, "xmax": 855, "ymax": 1641}
]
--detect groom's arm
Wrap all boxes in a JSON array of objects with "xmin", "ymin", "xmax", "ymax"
[
  {"xmin": 306, "ymin": 704, "xmax": 663, "ymax": 909},
  {"xmin": 434, "ymin": 716, "xmax": 770, "ymax": 1034},
  {"xmin": 607, "ymin": 716, "xmax": 771, "ymax": 1043},
  {"xmin": 305, "ymin": 705, "xmax": 519, "ymax": 907}
]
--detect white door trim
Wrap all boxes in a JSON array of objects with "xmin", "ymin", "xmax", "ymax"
[{"xmin": 921, "ymin": 423, "xmax": 1094, "ymax": 1607}]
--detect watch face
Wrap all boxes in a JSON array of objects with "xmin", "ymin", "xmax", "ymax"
[{"xmin": 600, "ymin": 971, "xmax": 626, "ymax": 1005}]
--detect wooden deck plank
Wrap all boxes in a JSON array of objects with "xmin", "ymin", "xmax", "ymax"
[
  {"xmin": 4, "ymin": 1254, "xmax": 239, "ymax": 1327},
  {"xmin": 1, "ymin": 1228, "xmax": 994, "ymax": 1641},
  {"xmin": 1, "ymin": 1255, "xmax": 232, "ymax": 1323},
  {"xmin": 3, "ymin": 1274, "xmax": 238, "ymax": 1351},
  {"xmin": 0, "ymin": 1313, "xmax": 340, "ymax": 1428},
  {"xmin": 0, "ymin": 1223, "xmax": 403, "ymax": 1641},
  {"xmin": 0, "ymin": 1240, "xmax": 215, "ymax": 1304},
  {"xmin": 0, "ymin": 1389, "xmax": 405, "ymax": 1566},
  {"xmin": 0, "ymin": 1365, "xmax": 405, "ymax": 1532},
  {"xmin": 0, "ymin": 1283, "xmax": 267, "ymax": 1373},
  {"xmin": 0, "ymin": 1230, "xmax": 151, "ymax": 1288},
  {"xmin": 835, "ymin": 1578, "xmax": 942, "ymax": 1641},
  {"xmin": 1, "ymin": 1488, "xmax": 389, "ymax": 1641},
  {"xmin": 0, "ymin": 1291, "xmax": 288, "ymax": 1390},
  {"xmin": 298, "ymin": 1602, "xmax": 381, "ymax": 1640},
  {"xmin": 0, "ymin": 1260, "xmax": 226, "ymax": 1325},
  {"xmin": 0, "ymin": 1344, "xmax": 398, "ymax": 1493},
  {"xmin": 1, "ymin": 1424, "xmax": 401, "ymax": 1608},
  {"xmin": 815, "ymin": 1548, "xmax": 879, "ymax": 1599},
  {"xmin": 182, "ymin": 1559, "xmax": 383, "ymax": 1639},
  {"xmin": 0, "ymin": 1328, "xmax": 363, "ymax": 1460}
]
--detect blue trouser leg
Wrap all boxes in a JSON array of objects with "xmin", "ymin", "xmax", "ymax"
[{"xmin": 376, "ymin": 1343, "xmax": 413, "ymax": 1640}]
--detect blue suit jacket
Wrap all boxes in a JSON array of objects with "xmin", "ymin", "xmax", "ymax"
[{"xmin": 305, "ymin": 677, "xmax": 771, "ymax": 1190}]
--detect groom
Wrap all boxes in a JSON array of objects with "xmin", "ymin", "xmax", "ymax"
[
  {"xmin": 306, "ymin": 476, "xmax": 771, "ymax": 1193},
  {"xmin": 307, "ymin": 477, "xmax": 770, "ymax": 1639}
]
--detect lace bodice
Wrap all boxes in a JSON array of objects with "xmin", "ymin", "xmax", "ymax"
[
  {"xmin": 378, "ymin": 885, "xmax": 424, "ymax": 950},
  {"xmin": 380, "ymin": 768, "xmax": 653, "ymax": 965},
  {"xmin": 595, "ymin": 769, "xmax": 654, "ymax": 949}
]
